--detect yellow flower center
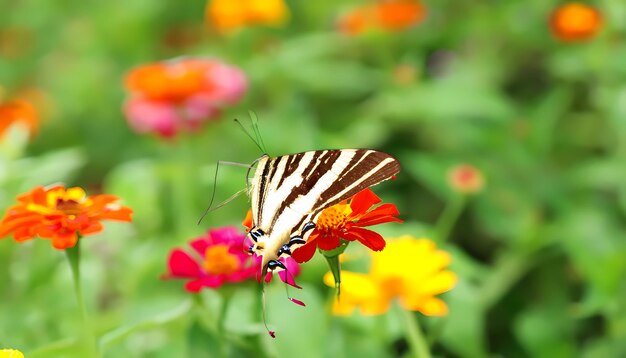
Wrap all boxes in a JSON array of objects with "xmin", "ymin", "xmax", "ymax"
[
  {"xmin": 316, "ymin": 204, "xmax": 352, "ymax": 231},
  {"xmin": 203, "ymin": 244, "xmax": 240, "ymax": 275}
]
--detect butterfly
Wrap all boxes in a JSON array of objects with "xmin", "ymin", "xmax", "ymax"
[{"xmin": 245, "ymin": 149, "xmax": 400, "ymax": 278}]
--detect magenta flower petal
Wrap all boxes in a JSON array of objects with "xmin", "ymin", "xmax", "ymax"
[
  {"xmin": 123, "ymin": 99, "xmax": 179, "ymax": 138},
  {"xmin": 167, "ymin": 249, "xmax": 201, "ymax": 278}
]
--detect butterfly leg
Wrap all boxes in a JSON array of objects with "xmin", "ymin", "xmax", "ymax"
[{"xmin": 268, "ymin": 259, "xmax": 286, "ymax": 271}]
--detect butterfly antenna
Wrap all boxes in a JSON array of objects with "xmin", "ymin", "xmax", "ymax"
[
  {"xmin": 198, "ymin": 161, "xmax": 251, "ymax": 225},
  {"xmin": 198, "ymin": 160, "xmax": 222, "ymax": 225},
  {"xmin": 248, "ymin": 110, "xmax": 267, "ymax": 155},
  {"xmin": 234, "ymin": 118, "xmax": 265, "ymax": 154}
]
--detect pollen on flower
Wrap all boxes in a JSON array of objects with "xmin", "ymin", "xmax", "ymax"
[
  {"xmin": 316, "ymin": 204, "xmax": 352, "ymax": 231},
  {"xmin": 203, "ymin": 244, "xmax": 240, "ymax": 275}
]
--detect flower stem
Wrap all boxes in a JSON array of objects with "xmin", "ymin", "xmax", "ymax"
[
  {"xmin": 399, "ymin": 308, "xmax": 431, "ymax": 358},
  {"xmin": 479, "ymin": 249, "xmax": 536, "ymax": 308},
  {"xmin": 434, "ymin": 195, "xmax": 466, "ymax": 244},
  {"xmin": 65, "ymin": 239, "xmax": 99, "ymax": 358}
]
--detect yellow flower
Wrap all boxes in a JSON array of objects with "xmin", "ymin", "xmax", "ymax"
[
  {"xmin": 324, "ymin": 236, "xmax": 456, "ymax": 316},
  {"xmin": 206, "ymin": 0, "xmax": 289, "ymax": 33},
  {"xmin": 0, "ymin": 349, "xmax": 24, "ymax": 358}
]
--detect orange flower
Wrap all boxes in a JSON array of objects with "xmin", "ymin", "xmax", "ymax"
[
  {"xmin": 447, "ymin": 164, "xmax": 484, "ymax": 194},
  {"xmin": 0, "ymin": 185, "xmax": 132, "ymax": 249},
  {"xmin": 0, "ymin": 99, "xmax": 38, "ymax": 137},
  {"xmin": 291, "ymin": 188, "xmax": 402, "ymax": 263},
  {"xmin": 123, "ymin": 57, "xmax": 247, "ymax": 138},
  {"xmin": 324, "ymin": 237, "xmax": 456, "ymax": 316},
  {"xmin": 206, "ymin": 0, "xmax": 289, "ymax": 33},
  {"xmin": 338, "ymin": 0, "xmax": 426, "ymax": 35},
  {"xmin": 125, "ymin": 61, "xmax": 208, "ymax": 103},
  {"xmin": 550, "ymin": 3, "xmax": 602, "ymax": 42}
]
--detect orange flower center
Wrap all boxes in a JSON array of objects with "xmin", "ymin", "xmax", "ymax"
[
  {"xmin": 203, "ymin": 244, "xmax": 240, "ymax": 275},
  {"xmin": 316, "ymin": 204, "xmax": 352, "ymax": 231},
  {"xmin": 379, "ymin": 276, "xmax": 404, "ymax": 298}
]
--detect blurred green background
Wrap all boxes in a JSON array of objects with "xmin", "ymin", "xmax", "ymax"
[{"xmin": 2, "ymin": 0, "xmax": 626, "ymax": 357}]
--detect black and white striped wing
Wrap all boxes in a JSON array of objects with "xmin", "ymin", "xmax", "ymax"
[{"xmin": 249, "ymin": 149, "xmax": 400, "ymax": 263}]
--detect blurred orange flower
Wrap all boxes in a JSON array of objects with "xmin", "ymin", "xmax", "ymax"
[
  {"xmin": 550, "ymin": 3, "xmax": 602, "ymax": 42},
  {"xmin": 206, "ymin": 0, "xmax": 289, "ymax": 33},
  {"xmin": 447, "ymin": 164, "xmax": 484, "ymax": 194},
  {"xmin": 0, "ymin": 99, "xmax": 38, "ymax": 138},
  {"xmin": 324, "ymin": 236, "xmax": 456, "ymax": 316},
  {"xmin": 0, "ymin": 185, "xmax": 132, "ymax": 249},
  {"xmin": 123, "ymin": 57, "xmax": 247, "ymax": 138},
  {"xmin": 338, "ymin": 0, "xmax": 426, "ymax": 35}
]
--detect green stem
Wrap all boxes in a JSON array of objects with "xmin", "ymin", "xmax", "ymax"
[
  {"xmin": 217, "ymin": 290, "xmax": 233, "ymax": 358},
  {"xmin": 65, "ymin": 239, "xmax": 99, "ymax": 358},
  {"xmin": 434, "ymin": 195, "xmax": 466, "ymax": 244},
  {"xmin": 399, "ymin": 308, "xmax": 431, "ymax": 358},
  {"xmin": 165, "ymin": 134, "xmax": 197, "ymax": 238},
  {"xmin": 479, "ymin": 250, "xmax": 535, "ymax": 308}
]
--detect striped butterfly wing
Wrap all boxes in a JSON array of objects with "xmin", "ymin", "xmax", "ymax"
[{"xmin": 248, "ymin": 149, "xmax": 400, "ymax": 273}]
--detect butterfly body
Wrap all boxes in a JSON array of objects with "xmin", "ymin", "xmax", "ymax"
[{"xmin": 246, "ymin": 149, "xmax": 400, "ymax": 276}]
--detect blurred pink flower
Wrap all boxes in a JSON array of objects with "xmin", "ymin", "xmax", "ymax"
[
  {"xmin": 164, "ymin": 226, "xmax": 300, "ymax": 292},
  {"xmin": 123, "ymin": 57, "xmax": 247, "ymax": 138}
]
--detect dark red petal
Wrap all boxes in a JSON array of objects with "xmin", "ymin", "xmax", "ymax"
[
  {"xmin": 349, "ymin": 188, "xmax": 381, "ymax": 217},
  {"xmin": 279, "ymin": 270, "xmax": 302, "ymax": 289},
  {"xmin": 317, "ymin": 233, "xmax": 341, "ymax": 251},
  {"xmin": 289, "ymin": 297, "xmax": 306, "ymax": 306},
  {"xmin": 355, "ymin": 204, "xmax": 403, "ymax": 227},
  {"xmin": 343, "ymin": 227, "xmax": 386, "ymax": 251},
  {"xmin": 291, "ymin": 237, "xmax": 318, "ymax": 263},
  {"xmin": 167, "ymin": 249, "xmax": 202, "ymax": 278}
]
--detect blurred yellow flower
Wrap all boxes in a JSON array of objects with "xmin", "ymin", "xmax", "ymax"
[
  {"xmin": 324, "ymin": 236, "xmax": 456, "ymax": 316},
  {"xmin": 447, "ymin": 164, "xmax": 484, "ymax": 194},
  {"xmin": 0, "ymin": 349, "xmax": 24, "ymax": 358},
  {"xmin": 206, "ymin": 0, "xmax": 289, "ymax": 33}
]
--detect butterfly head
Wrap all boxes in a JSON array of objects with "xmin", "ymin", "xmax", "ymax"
[{"xmin": 247, "ymin": 227, "xmax": 285, "ymax": 277}]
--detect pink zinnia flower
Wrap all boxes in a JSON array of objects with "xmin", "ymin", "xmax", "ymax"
[
  {"xmin": 164, "ymin": 226, "xmax": 299, "ymax": 292},
  {"xmin": 123, "ymin": 57, "xmax": 247, "ymax": 138}
]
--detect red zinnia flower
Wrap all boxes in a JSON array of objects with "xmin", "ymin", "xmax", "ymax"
[
  {"xmin": 165, "ymin": 226, "xmax": 300, "ymax": 292},
  {"xmin": 0, "ymin": 185, "xmax": 133, "ymax": 249},
  {"xmin": 291, "ymin": 188, "xmax": 402, "ymax": 263}
]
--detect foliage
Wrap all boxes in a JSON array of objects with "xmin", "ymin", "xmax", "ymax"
[{"xmin": 1, "ymin": 0, "xmax": 626, "ymax": 357}]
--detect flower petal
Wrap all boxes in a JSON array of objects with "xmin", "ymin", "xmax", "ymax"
[
  {"xmin": 317, "ymin": 233, "xmax": 341, "ymax": 251},
  {"xmin": 291, "ymin": 235, "xmax": 318, "ymax": 263},
  {"xmin": 354, "ymin": 203, "xmax": 402, "ymax": 227},
  {"xmin": 343, "ymin": 227, "xmax": 386, "ymax": 252},
  {"xmin": 401, "ymin": 296, "xmax": 449, "ymax": 316},
  {"xmin": 349, "ymin": 188, "xmax": 381, "ymax": 217},
  {"xmin": 166, "ymin": 249, "xmax": 202, "ymax": 278}
]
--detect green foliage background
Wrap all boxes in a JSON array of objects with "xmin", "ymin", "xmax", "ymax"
[{"xmin": 1, "ymin": 0, "xmax": 626, "ymax": 357}]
